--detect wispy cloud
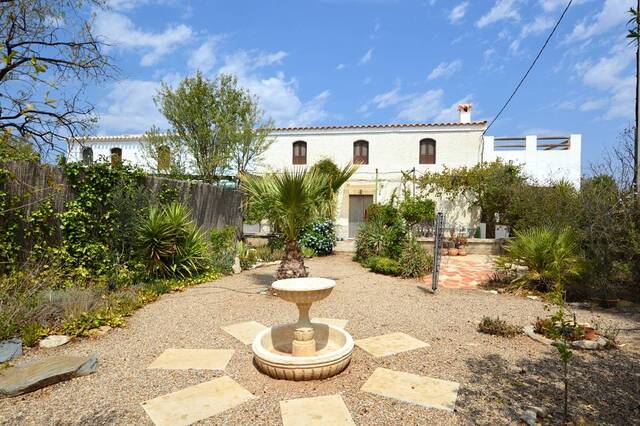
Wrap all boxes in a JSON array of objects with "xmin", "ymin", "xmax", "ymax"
[
  {"xmin": 427, "ymin": 60, "xmax": 462, "ymax": 80},
  {"xmin": 188, "ymin": 37, "xmax": 221, "ymax": 73},
  {"xmin": 565, "ymin": 0, "xmax": 631, "ymax": 43},
  {"xmin": 359, "ymin": 48, "xmax": 374, "ymax": 65},
  {"xmin": 476, "ymin": 0, "xmax": 520, "ymax": 28},
  {"xmin": 449, "ymin": 2, "xmax": 469, "ymax": 24}
]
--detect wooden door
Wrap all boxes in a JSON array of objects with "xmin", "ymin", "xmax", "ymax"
[{"xmin": 348, "ymin": 195, "xmax": 373, "ymax": 238}]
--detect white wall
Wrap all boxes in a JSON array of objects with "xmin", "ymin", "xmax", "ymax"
[{"xmin": 483, "ymin": 135, "xmax": 582, "ymax": 188}]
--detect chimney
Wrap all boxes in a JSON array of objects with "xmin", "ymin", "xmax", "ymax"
[{"xmin": 457, "ymin": 103, "xmax": 472, "ymax": 123}]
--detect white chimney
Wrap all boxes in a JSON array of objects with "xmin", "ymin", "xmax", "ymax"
[{"xmin": 457, "ymin": 103, "xmax": 472, "ymax": 123}]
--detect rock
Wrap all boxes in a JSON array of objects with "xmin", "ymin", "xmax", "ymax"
[
  {"xmin": 0, "ymin": 339, "xmax": 22, "ymax": 363},
  {"xmin": 39, "ymin": 335, "xmax": 70, "ymax": 349},
  {"xmin": 528, "ymin": 406, "xmax": 548, "ymax": 418},
  {"xmin": 232, "ymin": 256, "xmax": 242, "ymax": 274},
  {"xmin": 0, "ymin": 354, "xmax": 97, "ymax": 398},
  {"xmin": 526, "ymin": 295, "xmax": 539, "ymax": 300},
  {"xmin": 520, "ymin": 409, "xmax": 537, "ymax": 426},
  {"xmin": 523, "ymin": 325, "xmax": 554, "ymax": 345},
  {"xmin": 87, "ymin": 326, "xmax": 111, "ymax": 338},
  {"xmin": 571, "ymin": 337, "xmax": 607, "ymax": 350}
]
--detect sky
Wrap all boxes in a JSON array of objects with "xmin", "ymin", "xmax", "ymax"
[{"xmin": 90, "ymin": 0, "xmax": 636, "ymax": 171}]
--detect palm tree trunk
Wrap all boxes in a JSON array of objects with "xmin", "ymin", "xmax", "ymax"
[{"xmin": 276, "ymin": 238, "xmax": 308, "ymax": 279}]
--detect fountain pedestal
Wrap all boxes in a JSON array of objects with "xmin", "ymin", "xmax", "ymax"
[{"xmin": 251, "ymin": 277, "xmax": 354, "ymax": 381}]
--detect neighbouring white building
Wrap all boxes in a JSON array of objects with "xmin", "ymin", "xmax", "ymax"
[{"xmin": 68, "ymin": 104, "xmax": 581, "ymax": 240}]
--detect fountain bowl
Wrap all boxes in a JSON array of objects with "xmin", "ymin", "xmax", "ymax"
[
  {"xmin": 271, "ymin": 277, "xmax": 335, "ymax": 304},
  {"xmin": 252, "ymin": 322, "xmax": 353, "ymax": 381}
]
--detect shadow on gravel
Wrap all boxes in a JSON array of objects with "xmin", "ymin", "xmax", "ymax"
[
  {"xmin": 457, "ymin": 350, "xmax": 640, "ymax": 425},
  {"xmin": 249, "ymin": 272, "xmax": 275, "ymax": 287}
]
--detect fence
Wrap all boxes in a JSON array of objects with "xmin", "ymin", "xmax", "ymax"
[{"xmin": 2, "ymin": 160, "xmax": 243, "ymax": 233}]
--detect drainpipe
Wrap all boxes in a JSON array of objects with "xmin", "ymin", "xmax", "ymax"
[{"xmin": 374, "ymin": 168, "xmax": 378, "ymax": 203}]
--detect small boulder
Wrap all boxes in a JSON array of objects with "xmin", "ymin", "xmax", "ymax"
[
  {"xmin": 528, "ymin": 406, "xmax": 548, "ymax": 418},
  {"xmin": 232, "ymin": 256, "xmax": 242, "ymax": 274},
  {"xmin": 39, "ymin": 335, "xmax": 70, "ymax": 349},
  {"xmin": 520, "ymin": 409, "xmax": 537, "ymax": 426},
  {"xmin": 0, "ymin": 354, "xmax": 97, "ymax": 398},
  {"xmin": 87, "ymin": 326, "xmax": 111, "ymax": 338},
  {"xmin": 0, "ymin": 339, "xmax": 22, "ymax": 363}
]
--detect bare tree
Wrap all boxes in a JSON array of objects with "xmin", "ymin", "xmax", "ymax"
[
  {"xmin": 0, "ymin": 0, "xmax": 113, "ymax": 157},
  {"xmin": 590, "ymin": 126, "xmax": 636, "ymax": 189}
]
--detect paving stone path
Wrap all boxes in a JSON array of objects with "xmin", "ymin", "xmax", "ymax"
[
  {"xmin": 426, "ymin": 254, "xmax": 496, "ymax": 289},
  {"xmin": 142, "ymin": 319, "xmax": 460, "ymax": 426}
]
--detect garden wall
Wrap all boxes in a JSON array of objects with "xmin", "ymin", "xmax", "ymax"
[{"xmin": 3, "ymin": 160, "xmax": 243, "ymax": 231}]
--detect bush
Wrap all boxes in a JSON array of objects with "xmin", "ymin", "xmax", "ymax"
[
  {"xmin": 253, "ymin": 245, "xmax": 283, "ymax": 262},
  {"xmin": 399, "ymin": 194, "xmax": 435, "ymax": 226},
  {"xmin": 21, "ymin": 322, "xmax": 44, "ymax": 347},
  {"xmin": 355, "ymin": 202, "xmax": 407, "ymax": 262},
  {"xmin": 236, "ymin": 241, "xmax": 257, "ymax": 270},
  {"xmin": 478, "ymin": 316, "xmax": 522, "ymax": 337},
  {"xmin": 398, "ymin": 238, "xmax": 432, "ymax": 278},
  {"xmin": 137, "ymin": 203, "xmax": 209, "ymax": 278},
  {"xmin": 365, "ymin": 256, "xmax": 401, "ymax": 276},
  {"xmin": 300, "ymin": 219, "xmax": 336, "ymax": 256},
  {"xmin": 210, "ymin": 226, "xmax": 236, "ymax": 273},
  {"xmin": 496, "ymin": 227, "xmax": 583, "ymax": 292}
]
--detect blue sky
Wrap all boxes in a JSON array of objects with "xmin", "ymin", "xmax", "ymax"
[{"xmin": 92, "ymin": 0, "xmax": 635, "ymax": 169}]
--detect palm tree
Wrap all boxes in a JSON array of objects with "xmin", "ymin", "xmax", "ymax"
[{"xmin": 240, "ymin": 164, "xmax": 356, "ymax": 279}]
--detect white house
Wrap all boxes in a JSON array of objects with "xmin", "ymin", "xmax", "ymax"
[{"xmin": 67, "ymin": 104, "xmax": 581, "ymax": 239}]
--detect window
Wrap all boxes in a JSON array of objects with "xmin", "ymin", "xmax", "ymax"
[
  {"xmin": 82, "ymin": 147, "xmax": 93, "ymax": 164},
  {"xmin": 157, "ymin": 145, "xmax": 171, "ymax": 172},
  {"xmin": 419, "ymin": 139, "xmax": 436, "ymax": 164},
  {"xmin": 353, "ymin": 140, "xmax": 369, "ymax": 164},
  {"xmin": 292, "ymin": 141, "xmax": 307, "ymax": 165},
  {"xmin": 110, "ymin": 147, "xmax": 122, "ymax": 166}
]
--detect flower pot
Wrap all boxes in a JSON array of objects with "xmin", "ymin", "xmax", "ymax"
[
  {"xmin": 583, "ymin": 327, "xmax": 597, "ymax": 341},
  {"xmin": 448, "ymin": 248, "xmax": 459, "ymax": 256},
  {"xmin": 458, "ymin": 247, "xmax": 467, "ymax": 256},
  {"xmin": 441, "ymin": 248, "xmax": 449, "ymax": 256}
]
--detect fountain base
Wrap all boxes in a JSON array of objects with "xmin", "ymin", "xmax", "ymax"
[{"xmin": 252, "ymin": 323, "xmax": 353, "ymax": 381}]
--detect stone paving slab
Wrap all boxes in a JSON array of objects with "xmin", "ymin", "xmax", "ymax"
[
  {"xmin": 355, "ymin": 332, "xmax": 429, "ymax": 358},
  {"xmin": 280, "ymin": 394, "xmax": 355, "ymax": 426},
  {"xmin": 141, "ymin": 376, "xmax": 255, "ymax": 426},
  {"xmin": 147, "ymin": 349, "xmax": 234, "ymax": 371},
  {"xmin": 311, "ymin": 318, "xmax": 348, "ymax": 329},
  {"xmin": 361, "ymin": 367, "xmax": 459, "ymax": 412},
  {"xmin": 221, "ymin": 321, "xmax": 267, "ymax": 344}
]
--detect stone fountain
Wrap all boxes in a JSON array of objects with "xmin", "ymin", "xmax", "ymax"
[{"xmin": 252, "ymin": 277, "xmax": 354, "ymax": 381}]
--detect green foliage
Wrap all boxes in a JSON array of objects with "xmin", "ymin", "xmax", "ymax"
[
  {"xmin": 253, "ymin": 245, "xmax": 283, "ymax": 262},
  {"xmin": 21, "ymin": 322, "xmax": 44, "ymax": 347},
  {"xmin": 355, "ymin": 202, "xmax": 407, "ymax": 261},
  {"xmin": 365, "ymin": 256, "xmax": 401, "ymax": 276},
  {"xmin": 235, "ymin": 240, "xmax": 257, "ymax": 270},
  {"xmin": 398, "ymin": 193, "xmax": 435, "ymax": 226},
  {"xmin": 300, "ymin": 219, "xmax": 335, "ymax": 256},
  {"xmin": 478, "ymin": 316, "xmax": 522, "ymax": 338},
  {"xmin": 137, "ymin": 203, "xmax": 210, "ymax": 278},
  {"xmin": 210, "ymin": 226, "xmax": 237, "ymax": 273},
  {"xmin": 497, "ymin": 227, "xmax": 583, "ymax": 292},
  {"xmin": 62, "ymin": 310, "xmax": 125, "ymax": 337},
  {"xmin": 398, "ymin": 238, "xmax": 432, "ymax": 278}
]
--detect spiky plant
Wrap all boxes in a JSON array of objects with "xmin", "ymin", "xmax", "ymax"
[
  {"xmin": 240, "ymin": 165, "xmax": 356, "ymax": 279},
  {"xmin": 497, "ymin": 227, "xmax": 583, "ymax": 291}
]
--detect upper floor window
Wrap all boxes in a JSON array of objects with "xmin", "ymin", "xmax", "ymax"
[
  {"xmin": 292, "ymin": 141, "xmax": 307, "ymax": 165},
  {"xmin": 110, "ymin": 147, "xmax": 122, "ymax": 166},
  {"xmin": 419, "ymin": 139, "xmax": 436, "ymax": 164},
  {"xmin": 82, "ymin": 147, "xmax": 93, "ymax": 165},
  {"xmin": 353, "ymin": 140, "xmax": 369, "ymax": 164},
  {"xmin": 157, "ymin": 145, "xmax": 171, "ymax": 172}
]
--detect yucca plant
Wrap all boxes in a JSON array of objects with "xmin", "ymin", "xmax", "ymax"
[
  {"xmin": 138, "ymin": 203, "xmax": 209, "ymax": 278},
  {"xmin": 240, "ymin": 165, "xmax": 356, "ymax": 279},
  {"xmin": 497, "ymin": 227, "xmax": 583, "ymax": 291}
]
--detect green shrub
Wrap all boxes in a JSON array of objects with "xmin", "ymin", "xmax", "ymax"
[
  {"xmin": 300, "ymin": 219, "xmax": 335, "ymax": 256},
  {"xmin": 267, "ymin": 234, "xmax": 285, "ymax": 251},
  {"xmin": 301, "ymin": 246, "xmax": 315, "ymax": 259},
  {"xmin": 478, "ymin": 316, "xmax": 522, "ymax": 338},
  {"xmin": 399, "ymin": 194, "xmax": 435, "ymax": 226},
  {"xmin": 21, "ymin": 322, "xmax": 44, "ymax": 347},
  {"xmin": 210, "ymin": 226, "xmax": 237, "ymax": 273},
  {"xmin": 253, "ymin": 245, "xmax": 283, "ymax": 262},
  {"xmin": 236, "ymin": 241, "xmax": 257, "ymax": 270},
  {"xmin": 355, "ymin": 202, "xmax": 407, "ymax": 262},
  {"xmin": 62, "ymin": 310, "xmax": 125, "ymax": 337},
  {"xmin": 137, "ymin": 203, "xmax": 210, "ymax": 278},
  {"xmin": 398, "ymin": 238, "xmax": 432, "ymax": 278},
  {"xmin": 497, "ymin": 227, "xmax": 583, "ymax": 292},
  {"xmin": 365, "ymin": 256, "xmax": 401, "ymax": 276}
]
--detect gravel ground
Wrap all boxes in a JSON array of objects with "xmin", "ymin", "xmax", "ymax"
[{"xmin": 2, "ymin": 253, "xmax": 639, "ymax": 425}]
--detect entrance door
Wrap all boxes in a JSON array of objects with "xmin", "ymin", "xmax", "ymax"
[{"xmin": 348, "ymin": 195, "xmax": 373, "ymax": 238}]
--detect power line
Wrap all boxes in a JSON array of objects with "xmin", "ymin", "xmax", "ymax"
[{"xmin": 483, "ymin": 0, "xmax": 574, "ymax": 136}]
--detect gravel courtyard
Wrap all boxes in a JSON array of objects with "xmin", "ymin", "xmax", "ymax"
[{"xmin": 2, "ymin": 254, "xmax": 639, "ymax": 425}]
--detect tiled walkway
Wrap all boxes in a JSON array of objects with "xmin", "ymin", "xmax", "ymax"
[{"xmin": 428, "ymin": 254, "xmax": 496, "ymax": 289}]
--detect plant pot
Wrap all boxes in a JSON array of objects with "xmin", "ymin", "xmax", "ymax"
[
  {"xmin": 591, "ymin": 298, "xmax": 619, "ymax": 309},
  {"xmin": 583, "ymin": 327, "xmax": 597, "ymax": 341},
  {"xmin": 458, "ymin": 247, "xmax": 467, "ymax": 256},
  {"xmin": 441, "ymin": 248, "xmax": 449, "ymax": 256},
  {"xmin": 449, "ymin": 248, "xmax": 459, "ymax": 256}
]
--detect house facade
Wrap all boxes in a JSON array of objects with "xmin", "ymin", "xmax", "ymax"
[{"xmin": 68, "ymin": 104, "xmax": 581, "ymax": 240}]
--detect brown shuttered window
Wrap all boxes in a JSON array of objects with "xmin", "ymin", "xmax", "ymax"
[
  {"xmin": 353, "ymin": 140, "xmax": 369, "ymax": 164},
  {"xmin": 419, "ymin": 139, "xmax": 436, "ymax": 164},
  {"xmin": 292, "ymin": 141, "xmax": 307, "ymax": 165}
]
